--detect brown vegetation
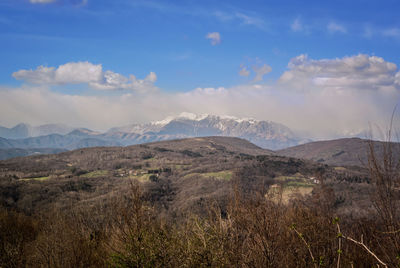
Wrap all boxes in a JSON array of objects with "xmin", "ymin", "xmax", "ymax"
[{"xmin": 0, "ymin": 136, "xmax": 399, "ymax": 267}]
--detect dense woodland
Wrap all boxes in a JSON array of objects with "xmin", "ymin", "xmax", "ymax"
[{"xmin": 0, "ymin": 137, "xmax": 399, "ymax": 267}]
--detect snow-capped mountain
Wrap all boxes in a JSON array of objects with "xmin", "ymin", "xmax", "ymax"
[
  {"xmin": 107, "ymin": 113, "xmax": 307, "ymax": 150},
  {"xmin": 0, "ymin": 114, "xmax": 308, "ymax": 155}
]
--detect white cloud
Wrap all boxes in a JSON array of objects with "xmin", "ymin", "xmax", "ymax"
[
  {"xmin": 252, "ymin": 64, "xmax": 272, "ymax": 82},
  {"xmin": 239, "ymin": 65, "xmax": 250, "ymax": 77},
  {"xmin": 363, "ymin": 26, "xmax": 374, "ymax": 38},
  {"xmin": 363, "ymin": 26, "xmax": 400, "ymax": 39},
  {"xmin": 213, "ymin": 11, "xmax": 266, "ymax": 30},
  {"xmin": 291, "ymin": 18, "xmax": 303, "ymax": 32},
  {"xmin": 2, "ymin": 54, "xmax": 400, "ymax": 139},
  {"xmin": 395, "ymin": 71, "xmax": 400, "ymax": 86},
  {"xmin": 234, "ymin": 12, "xmax": 265, "ymax": 28},
  {"xmin": 383, "ymin": 28, "xmax": 400, "ymax": 38},
  {"xmin": 239, "ymin": 59, "xmax": 272, "ymax": 82},
  {"xmin": 327, "ymin": 22, "xmax": 347, "ymax": 34},
  {"xmin": 205, "ymin": 32, "xmax": 221, "ymax": 45},
  {"xmin": 12, "ymin": 62, "xmax": 157, "ymax": 93},
  {"xmin": 29, "ymin": 0, "xmax": 88, "ymax": 5},
  {"xmin": 279, "ymin": 54, "xmax": 399, "ymax": 92},
  {"xmin": 29, "ymin": 0, "xmax": 55, "ymax": 3}
]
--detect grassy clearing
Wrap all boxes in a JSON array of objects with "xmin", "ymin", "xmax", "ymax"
[
  {"xmin": 184, "ymin": 170, "xmax": 233, "ymax": 180},
  {"xmin": 334, "ymin": 166, "xmax": 347, "ymax": 171},
  {"xmin": 285, "ymin": 181, "xmax": 314, "ymax": 188},
  {"xmin": 274, "ymin": 175, "xmax": 314, "ymax": 188},
  {"xmin": 129, "ymin": 174, "xmax": 151, "ymax": 182},
  {"xmin": 268, "ymin": 175, "xmax": 315, "ymax": 204},
  {"xmin": 274, "ymin": 175, "xmax": 309, "ymax": 182},
  {"xmin": 275, "ymin": 176, "xmax": 299, "ymax": 182},
  {"xmin": 203, "ymin": 171, "xmax": 233, "ymax": 180},
  {"xmin": 81, "ymin": 170, "xmax": 109, "ymax": 178},
  {"xmin": 267, "ymin": 184, "xmax": 314, "ymax": 204},
  {"xmin": 282, "ymin": 186, "xmax": 313, "ymax": 202},
  {"xmin": 174, "ymin": 164, "xmax": 192, "ymax": 170},
  {"xmin": 20, "ymin": 176, "xmax": 51, "ymax": 181}
]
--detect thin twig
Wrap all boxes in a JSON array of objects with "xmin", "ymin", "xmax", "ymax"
[
  {"xmin": 290, "ymin": 225, "xmax": 318, "ymax": 268},
  {"xmin": 381, "ymin": 229, "xmax": 400, "ymax": 234},
  {"xmin": 336, "ymin": 223, "xmax": 342, "ymax": 268}
]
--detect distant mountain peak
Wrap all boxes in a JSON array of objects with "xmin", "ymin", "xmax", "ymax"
[
  {"xmin": 105, "ymin": 113, "xmax": 306, "ymax": 150},
  {"xmin": 13, "ymin": 123, "xmax": 31, "ymax": 128},
  {"xmin": 151, "ymin": 113, "xmax": 261, "ymax": 126},
  {"xmin": 151, "ymin": 112, "xmax": 210, "ymax": 125},
  {"xmin": 0, "ymin": 123, "xmax": 75, "ymax": 139}
]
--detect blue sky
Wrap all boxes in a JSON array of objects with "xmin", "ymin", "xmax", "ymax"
[{"xmin": 0, "ymin": 0, "xmax": 400, "ymax": 138}]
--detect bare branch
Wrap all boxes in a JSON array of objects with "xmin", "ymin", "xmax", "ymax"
[{"xmin": 341, "ymin": 234, "xmax": 387, "ymax": 267}]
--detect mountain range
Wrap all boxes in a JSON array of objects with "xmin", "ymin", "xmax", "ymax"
[
  {"xmin": 0, "ymin": 114, "xmax": 308, "ymax": 159},
  {"xmin": 0, "ymin": 123, "xmax": 74, "ymax": 139}
]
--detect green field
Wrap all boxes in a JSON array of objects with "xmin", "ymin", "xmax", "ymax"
[
  {"xmin": 184, "ymin": 170, "xmax": 233, "ymax": 180},
  {"xmin": 203, "ymin": 171, "xmax": 233, "ymax": 180},
  {"xmin": 268, "ymin": 174, "xmax": 315, "ymax": 204},
  {"xmin": 129, "ymin": 173, "xmax": 152, "ymax": 182},
  {"xmin": 81, "ymin": 170, "xmax": 109, "ymax": 178},
  {"xmin": 285, "ymin": 181, "xmax": 314, "ymax": 188},
  {"xmin": 20, "ymin": 176, "xmax": 51, "ymax": 181}
]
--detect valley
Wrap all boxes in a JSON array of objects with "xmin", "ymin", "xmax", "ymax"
[{"xmin": 0, "ymin": 136, "xmax": 398, "ymax": 267}]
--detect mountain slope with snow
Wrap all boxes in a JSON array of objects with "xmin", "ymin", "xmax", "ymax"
[
  {"xmin": 107, "ymin": 113, "xmax": 307, "ymax": 150},
  {"xmin": 0, "ymin": 114, "xmax": 308, "ymax": 156}
]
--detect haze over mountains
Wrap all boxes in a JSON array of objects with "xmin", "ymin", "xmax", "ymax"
[
  {"xmin": 2, "ymin": 113, "xmax": 396, "ymax": 166},
  {"xmin": 0, "ymin": 113, "xmax": 309, "ymax": 159},
  {"xmin": 0, "ymin": 123, "xmax": 74, "ymax": 139}
]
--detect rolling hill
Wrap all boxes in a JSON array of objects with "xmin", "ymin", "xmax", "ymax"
[
  {"xmin": 0, "ymin": 136, "xmax": 323, "ymax": 214},
  {"xmin": 0, "ymin": 136, "xmax": 371, "ymax": 217},
  {"xmin": 0, "ymin": 136, "xmax": 385, "ymax": 267},
  {"xmin": 277, "ymin": 137, "xmax": 400, "ymax": 167}
]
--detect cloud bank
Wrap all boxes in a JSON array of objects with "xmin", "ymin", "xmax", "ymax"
[
  {"xmin": 13, "ymin": 62, "xmax": 158, "ymax": 93},
  {"xmin": 279, "ymin": 54, "xmax": 398, "ymax": 91},
  {"xmin": 3, "ymin": 54, "xmax": 400, "ymax": 139}
]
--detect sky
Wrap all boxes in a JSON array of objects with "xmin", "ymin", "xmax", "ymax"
[{"xmin": 0, "ymin": 0, "xmax": 400, "ymax": 139}]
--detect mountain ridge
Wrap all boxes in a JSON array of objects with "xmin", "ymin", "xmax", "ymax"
[
  {"xmin": 105, "ymin": 113, "xmax": 308, "ymax": 150},
  {"xmin": 0, "ymin": 114, "xmax": 308, "ymax": 153},
  {"xmin": 0, "ymin": 123, "xmax": 74, "ymax": 139}
]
